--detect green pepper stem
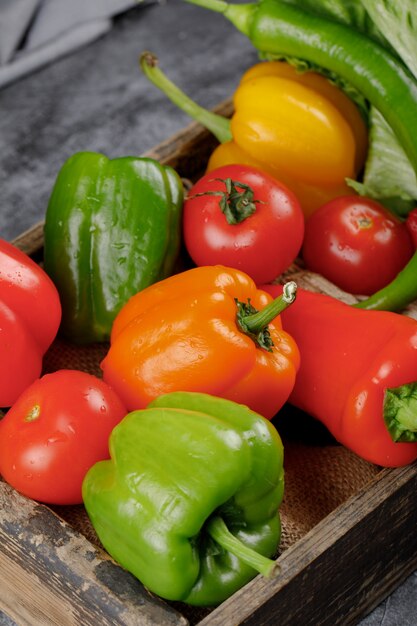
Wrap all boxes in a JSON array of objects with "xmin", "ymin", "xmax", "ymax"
[
  {"xmin": 206, "ymin": 516, "xmax": 279, "ymax": 578},
  {"xmin": 183, "ymin": 0, "xmax": 228, "ymax": 12},
  {"xmin": 384, "ymin": 382, "xmax": 417, "ymax": 443},
  {"xmin": 183, "ymin": 0, "xmax": 255, "ymax": 35},
  {"xmin": 355, "ymin": 251, "xmax": 417, "ymax": 312},
  {"xmin": 244, "ymin": 281, "xmax": 297, "ymax": 333},
  {"xmin": 139, "ymin": 51, "xmax": 232, "ymax": 144}
]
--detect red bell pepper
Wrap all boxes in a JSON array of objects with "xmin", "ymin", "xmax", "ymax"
[
  {"xmin": 264, "ymin": 285, "xmax": 417, "ymax": 467},
  {"xmin": 0, "ymin": 239, "xmax": 61, "ymax": 406}
]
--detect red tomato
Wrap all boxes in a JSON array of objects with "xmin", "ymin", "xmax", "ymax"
[
  {"xmin": 183, "ymin": 164, "xmax": 304, "ymax": 284},
  {"xmin": 405, "ymin": 208, "xmax": 417, "ymax": 248},
  {"xmin": 0, "ymin": 370, "xmax": 127, "ymax": 505},
  {"xmin": 302, "ymin": 196, "xmax": 414, "ymax": 295}
]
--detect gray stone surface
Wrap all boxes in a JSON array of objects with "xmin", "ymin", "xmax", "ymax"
[
  {"xmin": 0, "ymin": 1, "xmax": 416, "ymax": 624},
  {"xmin": 0, "ymin": 0, "xmax": 257, "ymax": 241}
]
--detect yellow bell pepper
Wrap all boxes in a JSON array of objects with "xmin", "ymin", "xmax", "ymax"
[
  {"xmin": 239, "ymin": 61, "xmax": 368, "ymax": 173},
  {"xmin": 208, "ymin": 62, "xmax": 368, "ymax": 217},
  {"xmin": 140, "ymin": 55, "xmax": 368, "ymax": 217},
  {"xmin": 206, "ymin": 141, "xmax": 352, "ymax": 219}
]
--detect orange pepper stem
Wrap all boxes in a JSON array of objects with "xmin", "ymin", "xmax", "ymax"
[
  {"xmin": 139, "ymin": 51, "xmax": 232, "ymax": 144},
  {"xmin": 237, "ymin": 281, "xmax": 297, "ymax": 351},
  {"xmin": 384, "ymin": 383, "xmax": 417, "ymax": 443},
  {"xmin": 206, "ymin": 516, "xmax": 280, "ymax": 578}
]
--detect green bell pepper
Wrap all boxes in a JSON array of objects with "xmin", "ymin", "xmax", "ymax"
[
  {"xmin": 43, "ymin": 151, "xmax": 183, "ymax": 344},
  {"xmin": 82, "ymin": 391, "xmax": 284, "ymax": 606}
]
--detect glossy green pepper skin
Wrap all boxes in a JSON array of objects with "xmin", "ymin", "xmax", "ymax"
[
  {"xmin": 43, "ymin": 152, "xmax": 183, "ymax": 344},
  {"xmin": 82, "ymin": 391, "xmax": 284, "ymax": 606}
]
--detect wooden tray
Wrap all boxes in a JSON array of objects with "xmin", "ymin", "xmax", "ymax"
[{"xmin": 2, "ymin": 105, "xmax": 417, "ymax": 626}]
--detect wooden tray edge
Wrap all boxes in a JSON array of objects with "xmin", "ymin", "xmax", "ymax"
[{"xmin": 199, "ymin": 463, "xmax": 417, "ymax": 625}]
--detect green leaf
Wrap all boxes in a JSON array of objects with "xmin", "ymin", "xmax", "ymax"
[
  {"xmin": 361, "ymin": 0, "xmax": 417, "ymax": 80},
  {"xmin": 347, "ymin": 108, "xmax": 417, "ymax": 217}
]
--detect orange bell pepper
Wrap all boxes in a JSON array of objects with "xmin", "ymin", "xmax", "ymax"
[
  {"xmin": 101, "ymin": 266, "xmax": 300, "ymax": 419},
  {"xmin": 264, "ymin": 285, "xmax": 417, "ymax": 467}
]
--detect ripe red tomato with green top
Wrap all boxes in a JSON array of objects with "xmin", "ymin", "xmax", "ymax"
[
  {"xmin": 0, "ymin": 370, "xmax": 127, "ymax": 505},
  {"xmin": 183, "ymin": 164, "xmax": 304, "ymax": 284},
  {"xmin": 302, "ymin": 196, "xmax": 414, "ymax": 295}
]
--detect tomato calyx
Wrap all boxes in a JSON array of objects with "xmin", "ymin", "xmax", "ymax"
[
  {"xmin": 357, "ymin": 216, "xmax": 373, "ymax": 230},
  {"xmin": 188, "ymin": 178, "xmax": 262, "ymax": 224},
  {"xmin": 236, "ymin": 281, "xmax": 297, "ymax": 352}
]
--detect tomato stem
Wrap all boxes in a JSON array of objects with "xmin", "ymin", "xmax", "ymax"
[
  {"xmin": 187, "ymin": 178, "xmax": 262, "ymax": 224},
  {"xmin": 236, "ymin": 282, "xmax": 297, "ymax": 351},
  {"xmin": 139, "ymin": 51, "xmax": 232, "ymax": 144}
]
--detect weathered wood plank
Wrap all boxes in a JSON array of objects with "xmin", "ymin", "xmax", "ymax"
[
  {"xmin": 11, "ymin": 221, "xmax": 45, "ymax": 258},
  {"xmin": 0, "ymin": 481, "xmax": 187, "ymax": 626}
]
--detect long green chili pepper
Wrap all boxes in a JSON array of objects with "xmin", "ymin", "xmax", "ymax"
[{"xmin": 183, "ymin": 0, "xmax": 417, "ymax": 312}]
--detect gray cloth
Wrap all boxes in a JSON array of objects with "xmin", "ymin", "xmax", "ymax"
[
  {"xmin": 0, "ymin": 0, "xmax": 141, "ymax": 89},
  {"xmin": 0, "ymin": 0, "xmax": 39, "ymax": 65}
]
